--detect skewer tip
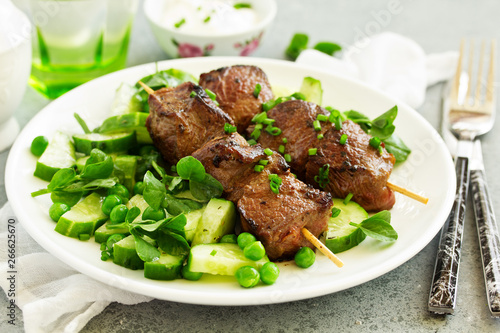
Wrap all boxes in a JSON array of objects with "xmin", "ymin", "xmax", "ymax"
[
  {"xmin": 301, "ymin": 228, "xmax": 344, "ymax": 268},
  {"xmin": 387, "ymin": 182, "xmax": 429, "ymax": 204}
]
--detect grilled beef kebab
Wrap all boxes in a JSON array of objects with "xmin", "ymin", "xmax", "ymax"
[
  {"xmin": 199, "ymin": 65, "xmax": 396, "ymax": 212},
  {"xmin": 146, "ymin": 81, "xmax": 333, "ymax": 261}
]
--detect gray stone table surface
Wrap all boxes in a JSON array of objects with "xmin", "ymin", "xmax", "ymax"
[{"xmin": 2, "ymin": 0, "xmax": 500, "ymax": 332}]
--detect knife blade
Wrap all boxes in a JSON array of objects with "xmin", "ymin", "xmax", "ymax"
[{"xmin": 470, "ymin": 140, "xmax": 500, "ymax": 317}]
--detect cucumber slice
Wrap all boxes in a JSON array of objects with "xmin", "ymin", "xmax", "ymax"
[
  {"xmin": 184, "ymin": 207, "xmax": 205, "ymax": 243},
  {"xmin": 55, "ymin": 192, "xmax": 107, "ymax": 239},
  {"xmin": 73, "ymin": 132, "xmax": 136, "ymax": 155},
  {"xmin": 110, "ymin": 83, "xmax": 142, "ymax": 115},
  {"xmin": 94, "ymin": 112, "xmax": 152, "ymax": 144},
  {"xmin": 34, "ymin": 131, "xmax": 76, "ymax": 181},
  {"xmin": 144, "ymin": 253, "xmax": 185, "ymax": 280},
  {"xmin": 113, "ymin": 155, "xmax": 138, "ymax": 193},
  {"xmin": 191, "ymin": 198, "xmax": 236, "ymax": 246},
  {"xmin": 126, "ymin": 194, "xmax": 150, "ymax": 222},
  {"xmin": 112, "ymin": 235, "xmax": 147, "ymax": 270},
  {"xmin": 325, "ymin": 198, "xmax": 369, "ymax": 253},
  {"xmin": 300, "ymin": 76, "xmax": 323, "ymax": 105},
  {"xmin": 75, "ymin": 155, "xmax": 90, "ymax": 173},
  {"xmin": 94, "ymin": 222, "xmax": 130, "ymax": 244},
  {"xmin": 188, "ymin": 243, "xmax": 269, "ymax": 276}
]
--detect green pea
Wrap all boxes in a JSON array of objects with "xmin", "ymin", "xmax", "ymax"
[
  {"xmin": 109, "ymin": 204, "xmax": 128, "ymax": 223},
  {"xmin": 294, "ymin": 247, "xmax": 315, "ymax": 268},
  {"xmin": 220, "ymin": 234, "xmax": 238, "ymax": 244},
  {"xmin": 102, "ymin": 194, "xmax": 123, "ymax": 216},
  {"xmin": 49, "ymin": 202, "xmax": 70, "ymax": 222},
  {"xmin": 182, "ymin": 265, "xmax": 203, "ymax": 281},
  {"xmin": 237, "ymin": 232, "xmax": 257, "ymax": 250},
  {"xmin": 243, "ymin": 241, "xmax": 266, "ymax": 261},
  {"xmin": 107, "ymin": 184, "xmax": 130, "ymax": 203},
  {"xmin": 30, "ymin": 135, "xmax": 49, "ymax": 157},
  {"xmin": 142, "ymin": 206, "xmax": 166, "ymax": 221},
  {"xmin": 260, "ymin": 262, "xmax": 280, "ymax": 285},
  {"xmin": 235, "ymin": 266, "xmax": 260, "ymax": 288},
  {"xmin": 133, "ymin": 181, "xmax": 145, "ymax": 195},
  {"xmin": 50, "ymin": 191, "xmax": 82, "ymax": 207}
]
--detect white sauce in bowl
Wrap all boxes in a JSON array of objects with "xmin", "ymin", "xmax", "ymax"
[{"xmin": 160, "ymin": 0, "xmax": 260, "ymax": 35}]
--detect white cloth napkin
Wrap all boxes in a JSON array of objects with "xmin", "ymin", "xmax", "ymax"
[
  {"xmin": 0, "ymin": 202, "xmax": 153, "ymax": 333},
  {"xmin": 296, "ymin": 32, "xmax": 458, "ymax": 109}
]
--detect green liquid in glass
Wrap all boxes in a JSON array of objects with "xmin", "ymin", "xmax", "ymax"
[{"xmin": 29, "ymin": 23, "xmax": 133, "ymax": 99}]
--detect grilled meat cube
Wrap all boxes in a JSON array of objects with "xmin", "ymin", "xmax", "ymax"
[
  {"xmin": 248, "ymin": 99, "xmax": 330, "ymax": 179},
  {"xmin": 306, "ymin": 120, "xmax": 396, "ymax": 211},
  {"xmin": 238, "ymin": 171, "xmax": 332, "ymax": 261},
  {"xmin": 191, "ymin": 133, "xmax": 287, "ymax": 202},
  {"xmin": 199, "ymin": 65, "xmax": 274, "ymax": 132},
  {"xmin": 146, "ymin": 81, "xmax": 234, "ymax": 164},
  {"xmin": 249, "ymin": 99, "xmax": 395, "ymax": 212}
]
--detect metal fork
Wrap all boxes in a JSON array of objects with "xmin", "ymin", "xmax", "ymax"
[{"xmin": 428, "ymin": 39, "xmax": 496, "ymax": 314}]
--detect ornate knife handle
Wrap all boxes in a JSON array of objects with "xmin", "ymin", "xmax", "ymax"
[
  {"xmin": 471, "ymin": 168, "xmax": 500, "ymax": 317},
  {"xmin": 428, "ymin": 156, "xmax": 469, "ymax": 314}
]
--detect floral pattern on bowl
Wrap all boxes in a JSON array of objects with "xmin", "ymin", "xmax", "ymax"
[
  {"xmin": 234, "ymin": 32, "xmax": 263, "ymax": 56},
  {"xmin": 172, "ymin": 39, "xmax": 214, "ymax": 58}
]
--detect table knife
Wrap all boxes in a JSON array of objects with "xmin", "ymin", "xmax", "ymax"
[{"xmin": 470, "ymin": 140, "xmax": 500, "ymax": 317}]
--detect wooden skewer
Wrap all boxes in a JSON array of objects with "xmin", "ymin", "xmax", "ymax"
[
  {"xmin": 301, "ymin": 228, "xmax": 344, "ymax": 268},
  {"xmin": 387, "ymin": 182, "xmax": 429, "ymax": 204},
  {"xmin": 138, "ymin": 80, "xmax": 155, "ymax": 95}
]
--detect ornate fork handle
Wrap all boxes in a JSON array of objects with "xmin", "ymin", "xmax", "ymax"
[
  {"xmin": 471, "ymin": 168, "xmax": 500, "ymax": 316},
  {"xmin": 428, "ymin": 155, "xmax": 470, "ymax": 314}
]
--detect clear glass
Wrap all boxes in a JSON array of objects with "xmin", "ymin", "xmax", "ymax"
[{"xmin": 26, "ymin": 0, "xmax": 138, "ymax": 99}]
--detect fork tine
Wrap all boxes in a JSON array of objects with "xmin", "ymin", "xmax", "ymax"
[
  {"xmin": 465, "ymin": 40, "xmax": 475, "ymax": 105},
  {"xmin": 486, "ymin": 39, "xmax": 496, "ymax": 105},
  {"xmin": 451, "ymin": 39, "xmax": 465, "ymax": 103},
  {"xmin": 474, "ymin": 41, "xmax": 486, "ymax": 107}
]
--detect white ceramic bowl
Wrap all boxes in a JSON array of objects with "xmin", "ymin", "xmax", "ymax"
[{"xmin": 144, "ymin": 0, "xmax": 277, "ymax": 58}]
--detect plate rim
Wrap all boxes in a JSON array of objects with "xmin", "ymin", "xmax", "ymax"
[{"xmin": 5, "ymin": 56, "xmax": 456, "ymax": 305}]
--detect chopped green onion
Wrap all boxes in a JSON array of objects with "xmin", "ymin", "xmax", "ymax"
[
  {"xmin": 262, "ymin": 100, "xmax": 277, "ymax": 111},
  {"xmin": 254, "ymin": 123, "xmax": 263, "ymax": 130},
  {"xmin": 369, "ymin": 136, "xmax": 381, "ymax": 149},
  {"xmin": 313, "ymin": 120, "xmax": 321, "ymax": 132},
  {"xmin": 264, "ymin": 148, "xmax": 273, "ymax": 156},
  {"xmin": 284, "ymin": 154, "xmax": 291, "ymax": 163},
  {"xmin": 262, "ymin": 118, "xmax": 275, "ymax": 125},
  {"xmin": 265, "ymin": 124, "xmax": 282, "ymax": 136},
  {"xmin": 339, "ymin": 133, "xmax": 348, "ymax": 145},
  {"xmin": 253, "ymin": 83, "xmax": 262, "ymax": 98},
  {"xmin": 291, "ymin": 173, "xmax": 297, "ymax": 178},
  {"xmin": 317, "ymin": 114, "xmax": 329, "ymax": 122},
  {"xmin": 259, "ymin": 159, "xmax": 269, "ymax": 166},
  {"xmin": 331, "ymin": 207, "xmax": 341, "ymax": 218},
  {"xmin": 250, "ymin": 130, "xmax": 261, "ymax": 140},
  {"xmin": 210, "ymin": 250, "xmax": 217, "ymax": 256},
  {"xmin": 308, "ymin": 148, "xmax": 317, "ymax": 155},
  {"xmin": 278, "ymin": 145, "xmax": 285, "ymax": 154},
  {"xmin": 285, "ymin": 33, "xmax": 309, "ymax": 60},
  {"xmin": 313, "ymin": 164, "xmax": 329, "ymax": 188},
  {"xmin": 247, "ymin": 139, "xmax": 257, "ymax": 146},
  {"xmin": 234, "ymin": 3, "xmax": 252, "ymax": 9},
  {"xmin": 252, "ymin": 111, "xmax": 267, "ymax": 123},
  {"xmin": 268, "ymin": 174, "xmax": 282, "ymax": 194},
  {"xmin": 291, "ymin": 92, "xmax": 307, "ymax": 100},
  {"xmin": 254, "ymin": 165, "xmax": 264, "ymax": 172},
  {"xmin": 282, "ymin": 137, "xmax": 288, "ymax": 144},
  {"xmin": 317, "ymin": 134, "xmax": 324, "ymax": 140},
  {"xmin": 378, "ymin": 146, "xmax": 384, "ymax": 154},
  {"xmin": 343, "ymin": 193, "xmax": 354, "ymax": 205},
  {"xmin": 204, "ymin": 16, "xmax": 211, "ymax": 23},
  {"xmin": 174, "ymin": 18, "xmax": 186, "ymax": 28},
  {"xmin": 313, "ymin": 42, "xmax": 342, "ymax": 56},
  {"xmin": 335, "ymin": 117, "xmax": 343, "ymax": 130},
  {"xmin": 205, "ymin": 88, "xmax": 217, "ymax": 101},
  {"xmin": 224, "ymin": 123, "xmax": 237, "ymax": 134},
  {"xmin": 189, "ymin": 91, "xmax": 197, "ymax": 98}
]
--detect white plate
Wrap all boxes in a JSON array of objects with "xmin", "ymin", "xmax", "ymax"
[{"xmin": 6, "ymin": 57, "xmax": 456, "ymax": 306}]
